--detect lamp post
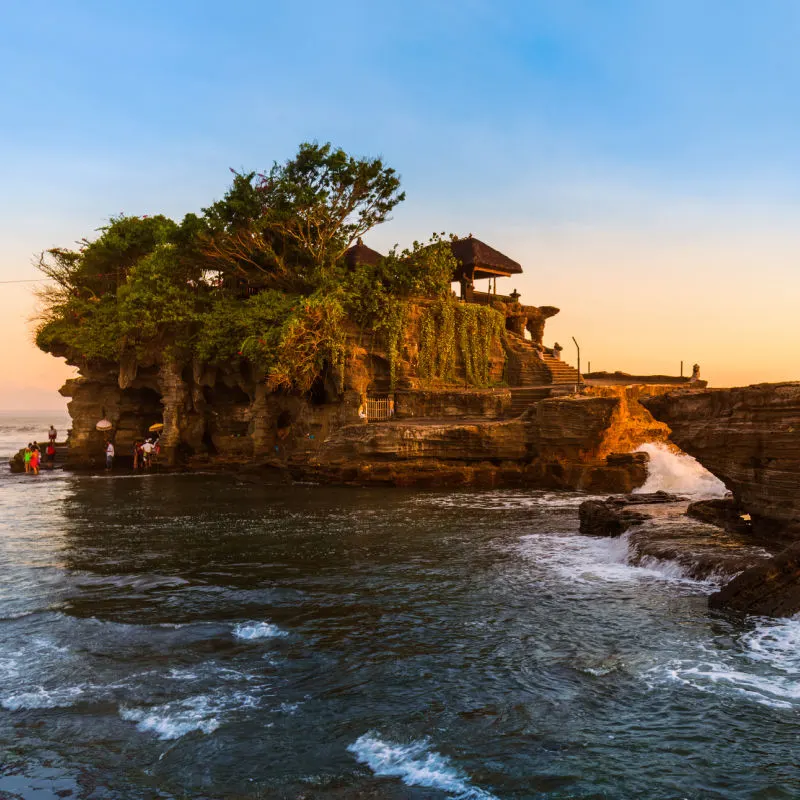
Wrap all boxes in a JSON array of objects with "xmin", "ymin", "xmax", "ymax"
[{"xmin": 572, "ymin": 337, "xmax": 582, "ymax": 389}]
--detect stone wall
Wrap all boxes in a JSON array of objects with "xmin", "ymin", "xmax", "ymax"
[{"xmin": 394, "ymin": 388, "xmax": 511, "ymax": 419}]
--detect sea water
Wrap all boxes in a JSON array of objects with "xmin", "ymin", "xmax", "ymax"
[{"xmin": 1, "ymin": 415, "xmax": 798, "ymax": 799}]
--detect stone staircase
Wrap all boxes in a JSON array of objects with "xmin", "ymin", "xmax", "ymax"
[
  {"xmin": 508, "ymin": 387, "xmax": 554, "ymax": 417},
  {"xmin": 541, "ymin": 352, "xmax": 582, "ymax": 385}
]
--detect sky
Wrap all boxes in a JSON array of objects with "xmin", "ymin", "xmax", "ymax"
[{"xmin": 1, "ymin": 0, "xmax": 799, "ymax": 408}]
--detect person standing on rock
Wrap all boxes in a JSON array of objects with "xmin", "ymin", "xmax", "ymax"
[
  {"xmin": 141, "ymin": 438, "xmax": 154, "ymax": 468},
  {"xmin": 105, "ymin": 440, "xmax": 115, "ymax": 470},
  {"xmin": 48, "ymin": 425, "xmax": 57, "ymax": 444},
  {"xmin": 46, "ymin": 441, "xmax": 56, "ymax": 467},
  {"xmin": 29, "ymin": 445, "xmax": 40, "ymax": 475}
]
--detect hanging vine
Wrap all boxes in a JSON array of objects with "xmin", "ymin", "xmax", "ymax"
[
  {"xmin": 374, "ymin": 297, "xmax": 407, "ymax": 390},
  {"xmin": 418, "ymin": 298, "xmax": 505, "ymax": 387}
]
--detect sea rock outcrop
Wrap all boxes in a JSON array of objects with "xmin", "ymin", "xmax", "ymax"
[
  {"xmin": 643, "ymin": 383, "xmax": 800, "ymax": 539},
  {"xmin": 579, "ymin": 493, "xmax": 773, "ymax": 581},
  {"xmin": 302, "ymin": 395, "xmax": 653, "ymax": 490},
  {"xmin": 708, "ymin": 542, "xmax": 800, "ymax": 617},
  {"xmin": 578, "ymin": 492, "xmax": 681, "ymax": 537}
]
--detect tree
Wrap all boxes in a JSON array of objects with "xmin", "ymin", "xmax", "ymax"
[{"xmin": 200, "ymin": 143, "xmax": 405, "ymax": 288}]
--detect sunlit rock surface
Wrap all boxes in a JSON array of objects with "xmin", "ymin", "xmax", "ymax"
[{"xmin": 643, "ymin": 383, "xmax": 800, "ymax": 539}]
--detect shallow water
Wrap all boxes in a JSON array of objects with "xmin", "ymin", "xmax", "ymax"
[{"xmin": 1, "ymin": 454, "xmax": 799, "ymax": 797}]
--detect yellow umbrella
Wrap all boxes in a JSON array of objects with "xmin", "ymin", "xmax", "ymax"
[{"xmin": 148, "ymin": 422, "xmax": 164, "ymax": 432}]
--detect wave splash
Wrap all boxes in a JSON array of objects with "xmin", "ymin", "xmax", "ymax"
[
  {"xmin": 646, "ymin": 616, "xmax": 800, "ymax": 710},
  {"xmin": 348, "ymin": 733, "xmax": 499, "ymax": 799},
  {"xmin": 634, "ymin": 443, "xmax": 727, "ymax": 499},
  {"xmin": 120, "ymin": 690, "xmax": 261, "ymax": 740},
  {"xmin": 233, "ymin": 621, "xmax": 287, "ymax": 640}
]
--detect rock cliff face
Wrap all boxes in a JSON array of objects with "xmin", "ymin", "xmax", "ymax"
[
  {"xmin": 51, "ymin": 288, "xmax": 683, "ymax": 491},
  {"xmin": 643, "ymin": 383, "xmax": 800, "ymax": 539},
  {"xmin": 302, "ymin": 394, "xmax": 659, "ymax": 491}
]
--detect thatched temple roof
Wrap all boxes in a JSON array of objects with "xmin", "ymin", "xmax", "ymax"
[
  {"xmin": 344, "ymin": 239, "xmax": 383, "ymax": 268},
  {"xmin": 450, "ymin": 236, "xmax": 523, "ymax": 281}
]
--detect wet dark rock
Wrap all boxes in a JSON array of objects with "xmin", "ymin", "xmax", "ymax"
[
  {"xmin": 687, "ymin": 497, "xmax": 751, "ymax": 534},
  {"xmin": 643, "ymin": 383, "xmax": 800, "ymax": 541},
  {"xmin": 578, "ymin": 498, "xmax": 653, "ymax": 537},
  {"xmin": 579, "ymin": 492, "xmax": 771, "ymax": 580},
  {"xmin": 626, "ymin": 521, "xmax": 770, "ymax": 581},
  {"xmin": 579, "ymin": 491, "xmax": 687, "ymax": 537},
  {"xmin": 709, "ymin": 541, "xmax": 800, "ymax": 617},
  {"xmin": 580, "ymin": 492, "xmax": 688, "ymax": 536}
]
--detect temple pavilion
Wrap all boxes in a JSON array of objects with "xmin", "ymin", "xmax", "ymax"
[{"xmin": 344, "ymin": 235, "xmax": 523, "ymax": 301}]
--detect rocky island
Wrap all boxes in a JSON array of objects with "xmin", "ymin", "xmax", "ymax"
[
  {"xmin": 31, "ymin": 142, "xmax": 687, "ymax": 491},
  {"xmin": 27, "ymin": 142, "xmax": 799, "ymax": 616}
]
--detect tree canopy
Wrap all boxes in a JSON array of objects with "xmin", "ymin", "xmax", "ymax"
[{"xmin": 34, "ymin": 142, "xmax": 483, "ymax": 393}]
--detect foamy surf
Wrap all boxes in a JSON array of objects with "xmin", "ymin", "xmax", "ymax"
[
  {"xmin": 518, "ymin": 531, "xmax": 714, "ymax": 588},
  {"xmin": 232, "ymin": 621, "xmax": 288, "ymax": 640},
  {"xmin": 645, "ymin": 616, "xmax": 800, "ymax": 710},
  {"xmin": 120, "ymin": 690, "xmax": 261, "ymax": 740},
  {"xmin": 412, "ymin": 490, "xmax": 595, "ymax": 511},
  {"xmin": 348, "ymin": 734, "xmax": 499, "ymax": 799},
  {"xmin": 2, "ymin": 685, "xmax": 85, "ymax": 711},
  {"xmin": 634, "ymin": 442, "xmax": 727, "ymax": 499}
]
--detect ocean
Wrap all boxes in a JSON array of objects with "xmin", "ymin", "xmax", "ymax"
[{"xmin": 0, "ymin": 413, "xmax": 798, "ymax": 799}]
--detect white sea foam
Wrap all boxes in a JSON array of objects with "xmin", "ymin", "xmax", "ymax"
[
  {"xmin": 742, "ymin": 616, "xmax": 800, "ymax": 671},
  {"xmin": 518, "ymin": 531, "xmax": 711, "ymax": 588},
  {"xmin": 412, "ymin": 490, "xmax": 594, "ymax": 511},
  {"xmin": 634, "ymin": 443, "xmax": 727, "ymax": 499},
  {"xmin": 120, "ymin": 690, "xmax": 260, "ymax": 740},
  {"xmin": 233, "ymin": 621, "xmax": 287, "ymax": 640},
  {"xmin": 2, "ymin": 685, "xmax": 85, "ymax": 710},
  {"xmin": 645, "ymin": 616, "xmax": 800, "ymax": 710},
  {"xmin": 348, "ymin": 734, "xmax": 498, "ymax": 799}
]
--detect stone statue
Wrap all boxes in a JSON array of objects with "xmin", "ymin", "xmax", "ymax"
[{"xmin": 690, "ymin": 363, "xmax": 701, "ymax": 382}]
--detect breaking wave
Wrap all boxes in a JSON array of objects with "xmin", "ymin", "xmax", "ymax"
[
  {"xmin": 518, "ymin": 531, "xmax": 715, "ymax": 588},
  {"xmin": 348, "ymin": 734, "xmax": 498, "ymax": 799},
  {"xmin": 645, "ymin": 616, "xmax": 800, "ymax": 710},
  {"xmin": 120, "ymin": 691, "xmax": 260, "ymax": 739},
  {"xmin": 232, "ymin": 621, "xmax": 288, "ymax": 640},
  {"xmin": 634, "ymin": 443, "xmax": 727, "ymax": 499}
]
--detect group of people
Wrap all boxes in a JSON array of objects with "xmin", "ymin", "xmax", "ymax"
[
  {"xmin": 101, "ymin": 433, "xmax": 160, "ymax": 471},
  {"xmin": 132, "ymin": 437, "xmax": 159, "ymax": 470},
  {"xmin": 23, "ymin": 426, "xmax": 58, "ymax": 475}
]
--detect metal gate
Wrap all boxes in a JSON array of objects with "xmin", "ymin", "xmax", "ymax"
[{"xmin": 366, "ymin": 395, "xmax": 392, "ymax": 421}]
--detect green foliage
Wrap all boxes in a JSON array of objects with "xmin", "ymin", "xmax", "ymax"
[
  {"xmin": 77, "ymin": 214, "xmax": 179, "ymax": 292},
  {"xmin": 340, "ymin": 235, "xmax": 456, "ymax": 388},
  {"xmin": 195, "ymin": 290, "xmax": 297, "ymax": 371},
  {"xmin": 116, "ymin": 246, "xmax": 201, "ymax": 354},
  {"xmin": 418, "ymin": 298, "xmax": 506, "ymax": 388},
  {"xmin": 199, "ymin": 143, "xmax": 405, "ymax": 290},
  {"xmin": 35, "ymin": 296, "xmax": 123, "ymax": 361},
  {"xmin": 260, "ymin": 142, "xmax": 405, "ymax": 275},
  {"xmin": 267, "ymin": 293, "xmax": 347, "ymax": 393},
  {"xmin": 33, "ymin": 144, "xmax": 482, "ymax": 399}
]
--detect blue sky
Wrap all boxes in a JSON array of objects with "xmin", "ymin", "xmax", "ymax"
[{"xmin": 1, "ymin": 0, "xmax": 799, "ymax": 405}]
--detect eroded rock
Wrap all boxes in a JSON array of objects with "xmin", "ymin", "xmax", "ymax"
[
  {"xmin": 709, "ymin": 542, "xmax": 800, "ymax": 617},
  {"xmin": 643, "ymin": 383, "xmax": 800, "ymax": 540},
  {"xmin": 578, "ymin": 492, "xmax": 683, "ymax": 537}
]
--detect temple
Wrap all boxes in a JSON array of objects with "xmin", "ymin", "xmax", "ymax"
[{"xmin": 344, "ymin": 234, "xmax": 582, "ymax": 403}]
